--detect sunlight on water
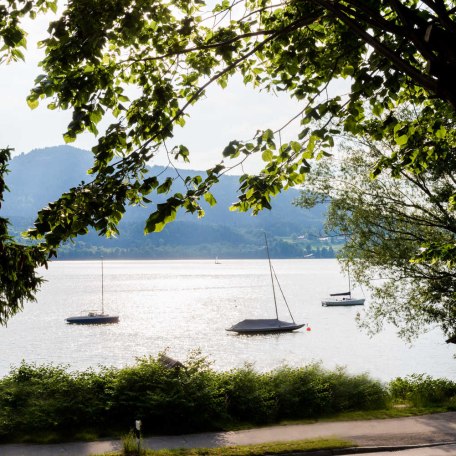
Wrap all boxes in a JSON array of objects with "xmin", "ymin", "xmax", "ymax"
[{"xmin": 1, "ymin": 259, "xmax": 455, "ymax": 380}]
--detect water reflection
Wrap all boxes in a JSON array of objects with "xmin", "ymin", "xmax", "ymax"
[{"xmin": 0, "ymin": 259, "xmax": 454, "ymax": 380}]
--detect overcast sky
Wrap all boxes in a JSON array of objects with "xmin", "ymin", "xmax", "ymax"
[{"xmin": 0, "ymin": 11, "xmax": 305, "ymax": 174}]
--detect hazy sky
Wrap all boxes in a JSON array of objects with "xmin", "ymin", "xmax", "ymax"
[{"xmin": 0, "ymin": 11, "xmax": 304, "ymax": 174}]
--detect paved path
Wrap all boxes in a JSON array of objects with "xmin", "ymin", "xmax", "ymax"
[
  {"xmin": 1, "ymin": 412, "xmax": 456, "ymax": 456},
  {"xmin": 352, "ymin": 443, "xmax": 456, "ymax": 455}
]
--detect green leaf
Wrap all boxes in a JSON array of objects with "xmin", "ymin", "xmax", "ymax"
[
  {"xmin": 435, "ymin": 126, "xmax": 447, "ymax": 139},
  {"xmin": 26, "ymin": 97, "xmax": 39, "ymax": 110},
  {"xmin": 203, "ymin": 192, "xmax": 217, "ymax": 206},
  {"xmin": 395, "ymin": 135, "xmax": 408, "ymax": 146},
  {"xmin": 157, "ymin": 178, "xmax": 173, "ymax": 194},
  {"xmin": 223, "ymin": 140, "xmax": 240, "ymax": 158},
  {"xmin": 262, "ymin": 149, "xmax": 273, "ymax": 162},
  {"xmin": 63, "ymin": 132, "xmax": 77, "ymax": 143},
  {"xmin": 262, "ymin": 129, "xmax": 274, "ymax": 141},
  {"xmin": 341, "ymin": 64, "xmax": 354, "ymax": 77},
  {"xmin": 175, "ymin": 145, "xmax": 190, "ymax": 162}
]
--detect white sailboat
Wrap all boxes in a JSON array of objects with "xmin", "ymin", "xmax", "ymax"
[
  {"xmin": 322, "ymin": 263, "xmax": 365, "ymax": 307},
  {"xmin": 227, "ymin": 234, "xmax": 306, "ymax": 334},
  {"xmin": 66, "ymin": 258, "xmax": 119, "ymax": 324}
]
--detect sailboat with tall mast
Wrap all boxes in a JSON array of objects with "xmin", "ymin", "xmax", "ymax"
[
  {"xmin": 66, "ymin": 258, "xmax": 119, "ymax": 324},
  {"xmin": 321, "ymin": 262, "xmax": 365, "ymax": 307},
  {"xmin": 227, "ymin": 234, "xmax": 305, "ymax": 334}
]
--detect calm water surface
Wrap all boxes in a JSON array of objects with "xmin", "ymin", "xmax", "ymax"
[{"xmin": 1, "ymin": 259, "xmax": 455, "ymax": 381}]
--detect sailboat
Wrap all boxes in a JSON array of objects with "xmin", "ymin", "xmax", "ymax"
[
  {"xmin": 66, "ymin": 258, "xmax": 119, "ymax": 324},
  {"xmin": 226, "ymin": 234, "xmax": 305, "ymax": 334},
  {"xmin": 321, "ymin": 262, "xmax": 365, "ymax": 307}
]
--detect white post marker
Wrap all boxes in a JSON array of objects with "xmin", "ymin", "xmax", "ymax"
[{"xmin": 135, "ymin": 419, "xmax": 142, "ymax": 453}]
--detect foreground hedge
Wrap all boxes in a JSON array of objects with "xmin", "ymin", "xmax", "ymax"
[
  {"xmin": 1, "ymin": 352, "xmax": 450, "ymax": 443},
  {"xmin": 389, "ymin": 373, "xmax": 456, "ymax": 408}
]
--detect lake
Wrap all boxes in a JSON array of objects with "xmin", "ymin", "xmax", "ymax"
[{"xmin": 1, "ymin": 259, "xmax": 455, "ymax": 381}]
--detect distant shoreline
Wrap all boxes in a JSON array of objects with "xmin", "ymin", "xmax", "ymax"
[{"xmin": 51, "ymin": 255, "xmax": 332, "ymax": 261}]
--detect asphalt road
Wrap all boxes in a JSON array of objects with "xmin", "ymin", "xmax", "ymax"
[{"xmin": 1, "ymin": 412, "xmax": 456, "ymax": 456}]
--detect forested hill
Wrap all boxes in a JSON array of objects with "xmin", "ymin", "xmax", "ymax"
[{"xmin": 3, "ymin": 146, "xmax": 337, "ymax": 259}]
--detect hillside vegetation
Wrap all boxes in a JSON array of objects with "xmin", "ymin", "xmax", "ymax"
[{"xmin": 5, "ymin": 146, "xmax": 340, "ymax": 259}]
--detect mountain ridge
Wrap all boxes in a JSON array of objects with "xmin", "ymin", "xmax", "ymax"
[{"xmin": 3, "ymin": 146, "xmax": 335, "ymax": 259}]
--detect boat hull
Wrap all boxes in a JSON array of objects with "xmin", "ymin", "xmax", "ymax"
[
  {"xmin": 322, "ymin": 298, "xmax": 365, "ymax": 307},
  {"xmin": 66, "ymin": 314, "xmax": 119, "ymax": 324},
  {"xmin": 226, "ymin": 318, "xmax": 305, "ymax": 334}
]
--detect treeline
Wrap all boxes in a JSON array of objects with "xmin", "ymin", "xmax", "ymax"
[
  {"xmin": 56, "ymin": 240, "xmax": 337, "ymax": 260},
  {"xmin": 52, "ymin": 222, "xmax": 339, "ymax": 260},
  {"xmin": 1, "ymin": 354, "xmax": 455, "ymax": 444},
  {"xmin": 11, "ymin": 218, "xmax": 338, "ymax": 259}
]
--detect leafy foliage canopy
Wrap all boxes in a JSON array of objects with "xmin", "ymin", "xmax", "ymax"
[
  {"xmin": 296, "ymin": 134, "xmax": 456, "ymax": 341},
  {"xmin": 24, "ymin": 0, "xmax": 456, "ymax": 251}
]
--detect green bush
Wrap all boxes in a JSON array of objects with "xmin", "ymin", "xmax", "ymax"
[
  {"xmin": 222, "ymin": 364, "xmax": 278, "ymax": 424},
  {"xmin": 0, "ymin": 353, "xmax": 393, "ymax": 443},
  {"xmin": 0, "ymin": 362, "xmax": 116, "ymax": 441},
  {"xmin": 272, "ymin": 365, "xmax": 387, "ymax": 419},
  {"xmin": 389, "ymin": 374, "xmax": 456, "ymax": 407},
  {"xmin": 326, "ymin": 368, "xmax": 388, "ymax": 412},
  {"xmin": 109, "ymin": 352, "xmax": 227, "ymax": 433},
  {"xmin": 272, "ymin": 364, "xmax": 332, "ymax": 419}
]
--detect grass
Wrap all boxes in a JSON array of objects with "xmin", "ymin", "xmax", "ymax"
[
  {"xmin": 292, "ymin": 406, "xmax": 449, "ymax": 423},
  {"xmin": 12, "ymin": 429, "xmax": 118, "ymax": 445},
  {"xmin": 97, "ymin": 438, "xmax": 356, "ymax": 456}
]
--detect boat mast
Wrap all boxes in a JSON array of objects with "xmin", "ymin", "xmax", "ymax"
[
  {"xmin": 264, "ymin": 233, "xmax": 279, "ymax": 320},
  {"xmin": 271, "ymin": 264, "xmax": 296, "ymax": 323},
  {"xmin": 347, "ymin": 261, "xmax": 351, "ymax": 299},
  {"xmin": 101, "ymin": 256, "xmax": 104, "ymax": 314}
]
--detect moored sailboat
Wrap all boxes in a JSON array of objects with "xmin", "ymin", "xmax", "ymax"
[
  {"xmin": 322, "ymin": 263, "xmax": 365, "ymax": 307},
  {"xmin": 227, "ymin": 234, "xmax": 306, "ymax": 334},
  {"xmin": 66, "ymin": 258, "xmax": 119, "ymax": 324}
]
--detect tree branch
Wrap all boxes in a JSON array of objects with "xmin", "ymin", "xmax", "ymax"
[{"xmin": 311, "ymin": 0, "xmax": 445, "ymax": 101}]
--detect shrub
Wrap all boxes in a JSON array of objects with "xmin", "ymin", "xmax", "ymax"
[
  {"xmin": 272, "ymin": 364, "xmax": 332, "ymax": 419},
  {"xmin": 108, "ymin": 352, "xmax": 227, "ymax": 434},
  {"xmin": 222, "ymin": 364, "xmax": 278, "ymax": 424},
  {"xmin": 0, "ymin": 362, "xmax": 115, "ymax": 441},
  {"xmin": 0, "ymin": 354, "xmax": 413, "ymax": 443},
  {"xmin": 272, "ymin": 365, "xmax": 387, "ymax": 419},
  {"xmin": 389, "ymin": 374, "xmax": 456, "ymax": 407},
  {"xmin": 326, "ymin": 368, "xmax": 388, "ymax": 412}
]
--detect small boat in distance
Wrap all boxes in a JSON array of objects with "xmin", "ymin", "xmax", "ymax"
[
  {"xmin": 227, "ymin": 234, "xmax": 306, "ymax": 334},
  {"xmin": 322, "ymin": 263, "xmax": 365, "ymax": 307},
  {"xmin": 66, "ymin": 258, "xmax": 119, "ymax": 325},
  {"xmin": 321, "ymin": 292, "xmax": 365, "ymax": 307}
]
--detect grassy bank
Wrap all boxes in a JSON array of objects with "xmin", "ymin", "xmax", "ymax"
[
  {"xmin": 0, "ymin": 353, "xmax": 454, "ymax": 444},
  {"xmin": 113, "ymin": 437, "xmax": 356, "ymax": 456}
]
